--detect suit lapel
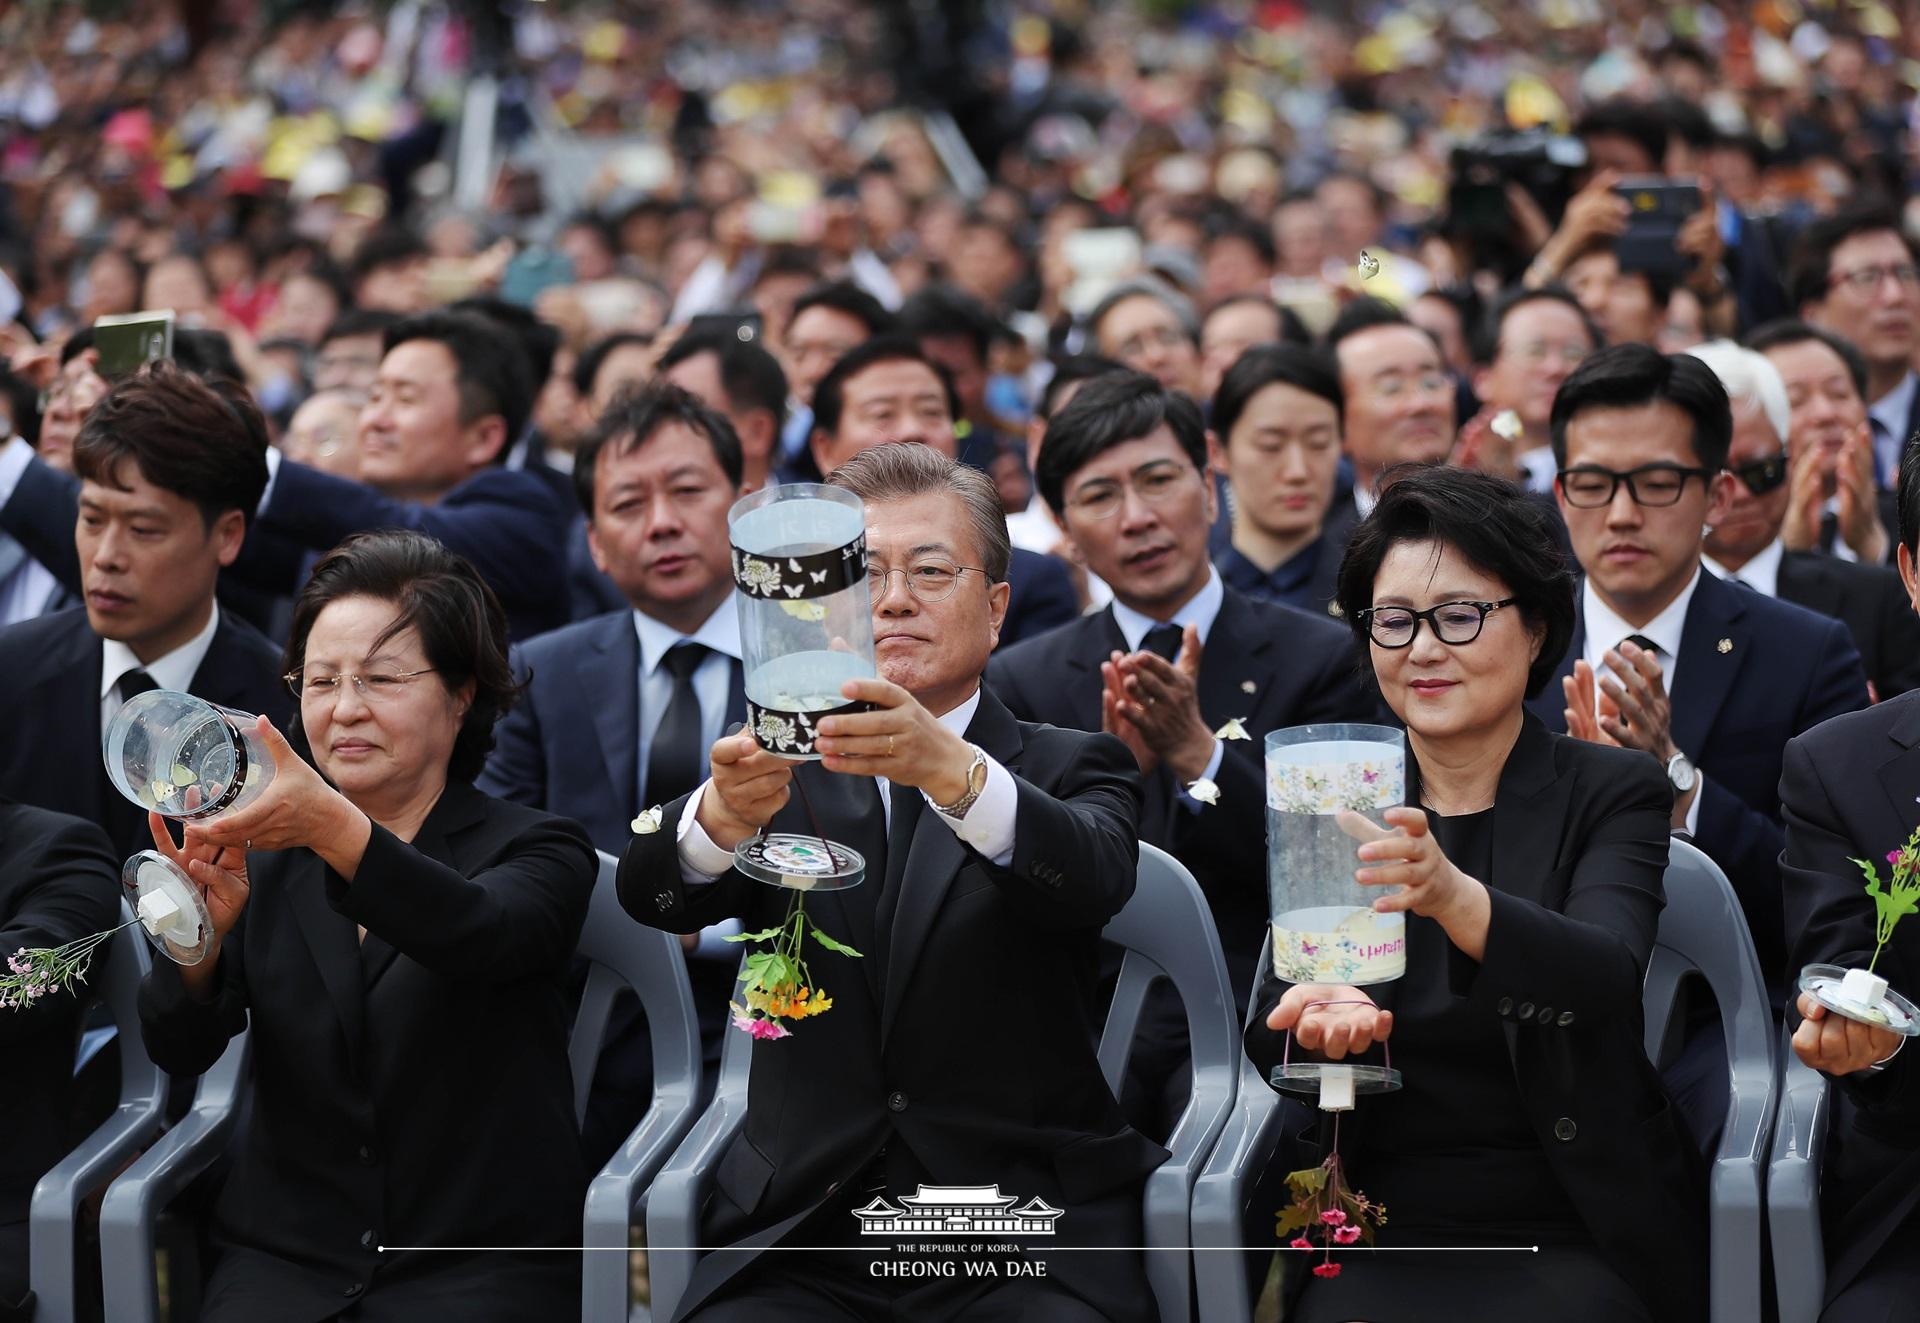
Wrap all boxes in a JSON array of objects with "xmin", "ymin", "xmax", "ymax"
[
  {"xmin": 1057, "ymin": 610, "xmax": 1125, "ymax": 732},
  {"xmin": 1197, "ymin": 589, "xmax": 1270, "ymax": 724},
  {"xmin": 1875, "ymin": 698, "xmax": 1920, "ymax": 833},
  {"xmin": 286, "ymin": 851, "xmax": 369, "ymax": 1075},
  {"xmin": 1669, "ymin": 572, "xmax": 1748, "ymax": 761},
  {"xmin": 879, "ymin": 690, "xmax": 1023, "ymax": 1046},
  {"xmin": 1488, "ymin": 720, "xmax": 1576, "ymax": 907},
  {"xmin": 585, "ymin": 616, "xmax": 641, "ymax": 816}
]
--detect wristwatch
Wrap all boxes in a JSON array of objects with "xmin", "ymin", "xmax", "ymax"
[
  {"xmin": 932, "ymin": 744, "xmax": 990, "ymax": 818},
  {"xmin": 1666, "ymin": 751, "xmax": 1697, "ymax": 795}
]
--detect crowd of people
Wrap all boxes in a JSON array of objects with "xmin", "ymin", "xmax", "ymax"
[{"xmin": 3, "ymin": 2, "xmax": 1920, "ymax": 1322}]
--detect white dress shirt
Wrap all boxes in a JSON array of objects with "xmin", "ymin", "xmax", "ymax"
[
  {"xmin": 1704, "ymin": 537, "xmax": 1784, "ymax": 599},
  {"xmin": 99, "ymin": 603, "xmax": 222, "ymax": 730},
  {"xmin": 1580, "ymin": 572, "xmax": 1703, "ymax": 836},
  {"xmin": 675, "ymin": 685, "xmax": 1019, "ymax": 882},
  {"xmin": 1111, "ymin": 566, "xmax": 1227, "ymax": 802},
  {"xmin": 1868, "ymin": 370, "xmax": 1917, "ymax": 488},
  {"xmin": 0, "ymin": 547, "xmax": 58, "ymax": 626},
  {"xmin": 0, "ymin": 434, "xmax": 35, "ymax": 504}
]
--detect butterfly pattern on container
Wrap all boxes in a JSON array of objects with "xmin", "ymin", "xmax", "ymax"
[{"xmin": 1267, "ymin": 758, "xmax": 1404, "ymax": 815}]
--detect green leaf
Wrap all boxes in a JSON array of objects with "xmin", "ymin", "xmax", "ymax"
[
  {"xmin": 1275, "ymin": 1205, "xmax": 1310, "ymax": 1236},
  {"xmin": 740, "ymin": 951, "xmax": 777, "ymax": 991},
  {"xmin": 1284, "ymin": 1165, "xmax": 1327, "ymax": 1196},
  {"xmin": 808, "ymin": 924, "xmax": 864, "ymax": 958},
  {"xmin": 725, "ymin": 926, "xmax": 787, "ymax": 944}
]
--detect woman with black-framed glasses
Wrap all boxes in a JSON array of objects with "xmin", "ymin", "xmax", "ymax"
[{"xmin": 1244, "ymin": 465, "xmax": 1705, "ymax": 1323}]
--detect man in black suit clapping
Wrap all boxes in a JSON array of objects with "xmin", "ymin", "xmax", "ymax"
[
  {"xmin": 0, "ymin": 365, "xmax": 288, "ymax": 859},
  {"xmin": 620, "ymin": 442, "xmax": 1162, "ymax": 1323}
]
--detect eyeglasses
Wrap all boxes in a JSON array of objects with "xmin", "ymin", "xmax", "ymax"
[
  {"xmin": 1730, "ymin": 452, "xmax": 1789, "ymax": 496},
  {"xmin": 1064, "ymin": 462, "xmax": 1196, "ymax": 520},
  {"xmin": 1356, "ymin": 599, "xmax": 1518, "ymax": 649},
  {"xmin": 1509, "ymin": 340, "xmax": 1590, "ymax": 367},
  {"xmin": 1557, "ymin": 464, "xmax": 1715, "ymax": 508},
  {"xmin": 1827, "ymin": 263, "xmax": 1920, "ymax": 294},
  {"xmin": 286, "ymin": 668, "xmax": 437, "ymax": 701},
  {"xmin": 866, "ymin": 560, "xmax": 988, "ymax": 603},
  {"xmin": 1113, "ymin": 325, "xmax": 1191, "ymax": 359}
]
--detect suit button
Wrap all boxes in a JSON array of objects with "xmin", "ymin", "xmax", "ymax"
[
  {"xmin": 1496, "ymin": 997, "xmax": 1513, "ymax": 1017},
  {"xmin": 655, "ymin": 890, "xmax": 676, "ymax": 909},
  {"xmin": 360, "ymin": 1230, "xmax": 375, "ymax": 1248},
  {"xmin": 357, "ymin": 1145, "xmax": 374, "ymax": 1164},
  {"xmin": 344, "ymin": 1282, "xmax": 364, "ymax": 1296},
  {"xmin": 887, "ymin": 1091, "xmax": 909, "ymax": 1113},
  {"xmin": 1557, "ymin": 1011, "xmax": 1575, "ymax": 1028},
  {"xmin": 1537, "ymin": 1006, "xmax": 1554, "ymax": 1024},
  {"xmin": 1518, "ymin": 1002, "xmax": 1535, "ymax": 1021},
  {"xmin": 1553, "ymin": 1117, "xmax": 1577, "ymax": 1142}
]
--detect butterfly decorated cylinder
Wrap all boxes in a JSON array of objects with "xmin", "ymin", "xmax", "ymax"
[{"xmin": 728, "ymin": 483, "xmax": 880, "ymax": 759}]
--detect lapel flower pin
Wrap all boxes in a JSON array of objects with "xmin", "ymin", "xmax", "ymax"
[
  {"xmin": 1187, "ymin": 777, "xmax": 1221, "ymax": 806},
  {"xmin": 631, "ymin": 806, "xmax": 664, "ymax": 835},
  {"xmin": 1490, "ymin": 409, "xmax": 1523, "ymax": 441},
  {"xmin": 1717, "ymin": 638, "xmax": 1733, "ymax": 654},
  {"xmin": 1241, "ymin": 679, "xmax": 1258, "ymax": 694},
  {"xmin": 1215, "ymin": 717, "xmax": 1251, "ymax": 741},
  {"xmin": 1356, "ymin": 250, "xmax": 1381, "ymax": 281}
]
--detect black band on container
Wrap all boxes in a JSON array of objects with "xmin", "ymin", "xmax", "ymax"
[
  {"xmin": 179, "ymin": 718, "xmax": 251, "ymax": 820},
  {"xmin": 746, "ymin": 696, "xmax": 876, "ymax": 757},
  {"xmin": 730, "ymin": 533, "xmax": 868, "ymax": 601}
]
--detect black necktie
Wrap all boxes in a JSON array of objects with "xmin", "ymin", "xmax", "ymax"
[
  {"xmin": 645, "ymin": 642, "xmax": 710, "ymax": 808},
  {"xmin": 117, "ymin": 667, "xmax": 159, "ymax": 704},
  {"xmin": 1618, "ymin": 634, "xmax": 1662, "ymax": 657},
  {"xmin": 1141, "ymin": 622, "xmax": 1183, "ymax": 661}
]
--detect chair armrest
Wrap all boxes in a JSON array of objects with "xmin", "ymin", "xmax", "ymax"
[
  {"xmin": 30, "ymin": 1090, "xmax": 167, "ymax": 1322},
  {"xmin": 1190, "ymin": 1062, "xmax": 1289, "ymax": 1323},
  {"xmin": 97, "ymin": 1032, "xmax": 250, "ymax": 1323},
  {"xmin": 1705, "ymin": 1018, "xmax": 1775, "ymax": 1323},
  {"xmin": 1767, "ymin": 1043, "xmax": 1830, "ymax": 1323},
  {"xmin": 1142, "ymin": 1055, "xmax": 1236, "ymax": 1323},
  {"xmin": 644, "ymin": 1080, "xmax": 750, "ymax": 1323},
  {"xmin": 581, "ymin": 1073, "xmax": 703, "ymax": 1322}
]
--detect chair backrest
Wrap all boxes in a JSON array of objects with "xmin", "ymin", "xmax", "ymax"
[
  {"xmin": 1645, "ymin": 837, "xmax": 1775, "ymax": 1323},
  {"xmin": 570, "ymin": 851, "xmax": 701, "ymax": 1129},
  {"xmin": 1644, "ymin": 839, "xmax": 1776, "ymax": 1113},
  {"xmin": 1096, "ymin": 842, "xmax": 1238, "ymax": 1100},
  {"xmin": 30, "ymin": 900, "xmax": 168, "ymax": 1323}
]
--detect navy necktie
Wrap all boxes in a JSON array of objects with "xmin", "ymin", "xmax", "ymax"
[{"xmin": 1141, "ymin": 622, "xmax": 1182, "ymax": 661}]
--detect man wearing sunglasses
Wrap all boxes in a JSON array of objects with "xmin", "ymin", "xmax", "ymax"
[
  {"xmin": 1694, "ymin": 341, "xmax": 1920, "ymax": 700},
  {"xmin": 1529, "ymin": 344, "xmax": 1869, "ymax": 1145}
]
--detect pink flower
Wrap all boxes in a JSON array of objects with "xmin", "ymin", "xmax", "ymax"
[
  {"xmin": 1319, "ymin": 1209, "xmax": 1347, "ymax": 1226},
  {"xmin": 1288, "ymin": 1236, "xmax": 1312, "ymax": 1250},
  {"xmin": 1312, "ymin": 1262, "xmax": 1342, "ymax": 1278},
  {"xmin": 747, "ymin": 1017, "xmax": 790, "ymax": 1040},
  {"xmin": 1890, "ymin": 850, "xmax": 1902, "ymax": 864},
  {"xmin": 1333, "ymin": 1225, "xmax": 1362, "ymax": 1244}
]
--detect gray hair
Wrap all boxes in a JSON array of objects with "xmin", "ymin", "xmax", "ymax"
[
  {"xmin": 1086, "ymin": 275, "xmax": 1200, "ymax": 347},
  {"xmin": 826, "ymin": 442, "xmax": 1012, "ymax": 583},
  {"xmin": 1685, "ymin": 339, "xmax": 1791, "ymax": 448}
]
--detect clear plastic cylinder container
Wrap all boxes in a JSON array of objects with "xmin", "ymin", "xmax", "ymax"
[
  {"xmin": 102, "ymin": 690, "xmax": 273, "ymax": 821},
  {"xmin": 728, "ymin": 482, "xmax": 878, "ymax": 760},
  {"xmin": 1266, "ymin": 723, "xmax": 1408, "ymax": 987}
]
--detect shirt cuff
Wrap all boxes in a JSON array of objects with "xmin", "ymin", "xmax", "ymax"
[
  {"xmin": 258, "ymin": 444, "xmax": 282, "ymax": 517},
  {"xmin": 1870, "ymin": 1036, "xmax": 1906, "ymax": 1071},
  {"xmin": 924, "ymin": 752, "xmax": 1017, "ymax": 867},
  {"xmin": 676, "ymin": 782, "xmax": 738, "ymax": 883},
  {"xmin": 0, "ymin": 435, "xmax": 33, "ymax": 505},
  {"xmin": 1683, "ymin": 772, "xmax": 1704, "ymax": 838},
  {"xmin": 1178, "ymin": 738, "xmax": 1226, "ymax": 813}
]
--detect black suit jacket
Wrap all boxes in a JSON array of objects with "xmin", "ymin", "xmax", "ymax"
[
  {"xmin": 618, "ymin": 689, "xmax": 1166, "ymax": 1322},
  {"xmin": 0, "ymin": 801, "xmax": 120, "ymax": 1223},
  {"xmin": 1776, "ymin": 549, "xmax": 1920, "ymax": 700},
  {"xmin": 1000, "ymin": 546, "xmax": 1079, "ymax": 649},
  {"xmin": 1528, "ymin": 570, "xmax": 1869, "ymax": 984},
  {"xmin": 1779, "ymin": 692, "xmax": 1920, "ymax": 1304},
  {"xmin": 137, "ymin": 781, "xmax": 596, "ymax": 1323},
  {"xmin": 1245, "ymin": 721, "xmax": 1706, "ymax": 1323},
  {"xmin": 478, "ymin": 609, "xmax": 745, "ymax": 854},
  {"xmin": 0, "ymin": 607, "xmax": 290, "ymax": 860},
  {"xmin": 986, "ymin": 586, "xmax": 1379, "ymax": 995}
]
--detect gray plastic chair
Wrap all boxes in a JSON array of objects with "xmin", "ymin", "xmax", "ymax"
[
  {"xmin": 29, "ymin": 900, "xmax": 168, "ymax": 1323},
  {"xmin": 96, "ymin": 849, "xmax": 700, "ymax": 1323},
  {"xmin": 646, "ymin": 841, "xmax": 1238, "ymax": 1323},
  {"xmin": 578, "ymin": 848, "xmax": 702, "ymax": 1322},
  {"xmin": 1189, "ymin": 930, "xmax": 1294, "ymax": 1323},
  {"xmin": 1644, "ymin": 838, "xmax": 1776, "ymax": 1323},
  {"xmin": 1767, "ymin": 1028, "xmax": 1829, "ymax": 1323}
]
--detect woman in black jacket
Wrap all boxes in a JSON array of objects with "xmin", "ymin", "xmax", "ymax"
[
  {"xmin": 138, "ymin": 530, "xmax": 596, "ymax": 1323},
  {"xmin": 1247, "ymin": 467, "xmax": 1705, "ymax": 1323}
]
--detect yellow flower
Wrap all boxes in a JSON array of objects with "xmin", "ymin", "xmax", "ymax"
[{"xmin": 802, "ymin": 993, "xmax": 834, "ymax": 1017}]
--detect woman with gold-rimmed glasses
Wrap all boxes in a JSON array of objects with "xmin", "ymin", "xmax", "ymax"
[{"xmin": 138, "ymin": 529, "xmax": 596, "ymax": 1322}]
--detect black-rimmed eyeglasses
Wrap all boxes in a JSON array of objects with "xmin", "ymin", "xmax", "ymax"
[
  {"xmin": 1556, "ymin": 464, "xmax": 1715, "ymax": 508},
  {"xmin": 1355, "ymin": 599, "xmax": 1518, "ymax": 649}
]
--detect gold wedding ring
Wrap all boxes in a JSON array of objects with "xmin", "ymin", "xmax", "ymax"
[{"xmin": 888, "ymin": 734, "xmax": 896, "ymax": 757}]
